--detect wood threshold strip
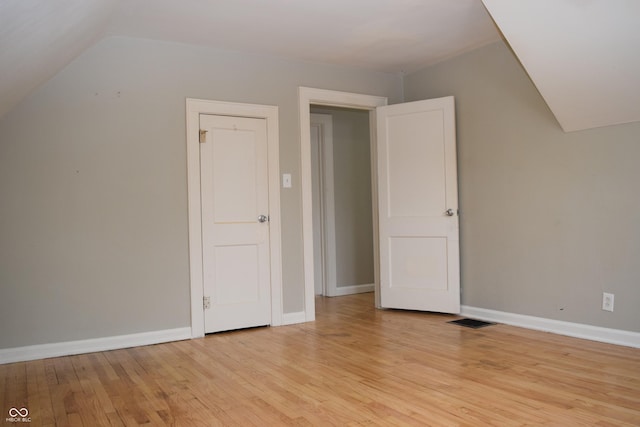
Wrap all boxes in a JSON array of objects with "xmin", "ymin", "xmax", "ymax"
[{"xmin": 1, "ymin": 293, "xmax": 639, "ymax": 426}]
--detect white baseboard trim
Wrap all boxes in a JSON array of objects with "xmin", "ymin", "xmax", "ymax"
[
  {"xmin": 461, "ymin": 305, "xmax": 640, "ymax": 349},
  {"xmin": 281, "ymin": 311, "xmax": 307, "ymax": 326},
  {"xmin": 0, "ymin": 327, "xmax": 192, "ymax": 365},
  {"xmin": 332, "ymin": 283, "xmax": 375, "ymax": 297}
]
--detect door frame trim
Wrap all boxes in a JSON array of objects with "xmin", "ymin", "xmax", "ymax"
[
  {"xmin": 186, "ymin": 98, "xmax": 283, "ymax": 338},
  {"xmin": 298, "ymin": 87, "xmax": 387, "ymax": 321}
]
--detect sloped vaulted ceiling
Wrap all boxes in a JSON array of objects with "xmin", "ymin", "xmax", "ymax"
[
  {"xmin": 483, "ymin": 0, "xmax": 640, "ymax": 132},
  {"xmin": 0, "ymin": 0, "xmax": 120, "ymax": 118},
  {"xmin": 0, "ymin": 0, "xmax": 499, "ymax": 119},
  {"xmin": 3, "ymin": 0, "xmax": 638, "ymax": 132}
]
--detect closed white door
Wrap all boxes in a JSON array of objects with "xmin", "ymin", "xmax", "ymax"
[
  {"xmin": 200, "ymin": 114, "xmax": 271, "ymax": 333},
  {"xmin": 377, "ymin": 96, "xmax": 460, "ymax": 313}
]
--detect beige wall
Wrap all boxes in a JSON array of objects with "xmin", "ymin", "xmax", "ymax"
[
  {"xmin": 404, "ymin": 41, "xmax": 640, "ymax": 332},
  {"xmin": 311, "ymin": 106, "xmax": 374, "ymax": 289},
  {"xmin": 0, "ymin": 36, "xmax": 402, "ymax": 349},
  {"xmin": 3, "ymin": 34, "xmax": 638, "ymax": 351}
]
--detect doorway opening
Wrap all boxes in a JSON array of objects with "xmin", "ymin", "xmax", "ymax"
[
  {"xmin": 298, "ymin": 87, "xmax": 388, "ymax": 321},
  {"xmin": 310, "ymin": 107, "xmax": 375, "ymax": 298}
]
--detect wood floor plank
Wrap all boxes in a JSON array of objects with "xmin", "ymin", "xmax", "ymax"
[
  {"xmin": 29, "ymin": 360, "xmax": 56, "ymax": 426},
  {"xmin": 1, "ymin": 293, "xmax": 639, "ymax": 426}
]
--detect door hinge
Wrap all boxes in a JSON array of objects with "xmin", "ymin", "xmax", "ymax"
[
  {"xmin": 203, "ymin": 296, "xmax": 211, "ymax": 310},
  {"xmin": 199, "ymin": 129, "xmax": 208, "ymax": 143}
]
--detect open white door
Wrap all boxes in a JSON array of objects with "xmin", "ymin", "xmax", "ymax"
[{"xmin": 377, "ymin": 96, "xmax": 460, "ymax": 313}]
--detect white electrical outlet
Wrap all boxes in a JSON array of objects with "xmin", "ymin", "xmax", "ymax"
[{"xmin": 602, "ymin": 292, "xmax": 614, "ymax": 312}]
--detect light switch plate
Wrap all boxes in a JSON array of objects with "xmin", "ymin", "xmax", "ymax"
[{"xmin": 282, "ymin": 173, "xmax": 292, "ymax": 188}]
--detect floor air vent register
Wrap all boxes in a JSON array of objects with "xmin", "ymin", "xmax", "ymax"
[{"xmin": 448, "ymin": 318, "xmax": 496, "ymax": 329}]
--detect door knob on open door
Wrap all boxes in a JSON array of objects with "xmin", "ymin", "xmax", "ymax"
[
  {"xmin": 257, "ymin": 214, "xmax": 269, "ymax": 223},
  {"xmin": 445, "ymin": 209, "xmax": 455, "ymax": 216}
]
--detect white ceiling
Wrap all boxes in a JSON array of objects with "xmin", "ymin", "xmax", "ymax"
[
  {"xmin": 1, "ymin": 0, "xmax": 639, "ymax": 132},
  {"xmin": 483, "ymin": 0, "xmax": 640, "ymax": 132},
  {"xmin": 105, "ymin": 0, "xmax": 499, "ymax": 73},
  {"xmin": 0, "ymin": 0, "xmax": 499, "ymax": 118}
]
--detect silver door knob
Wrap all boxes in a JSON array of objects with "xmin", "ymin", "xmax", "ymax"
[
  {"xmin": 257, "ymin": 214, "xmax": 269, "ymax": 223},
  {"xmin": 445, "ymin": 209, "xmax": 455, "ymax": 216}
]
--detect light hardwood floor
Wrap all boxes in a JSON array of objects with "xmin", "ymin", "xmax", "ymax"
[{"xmin": 1, "ymin": 293, "xmax": 639, "ymax": 426}]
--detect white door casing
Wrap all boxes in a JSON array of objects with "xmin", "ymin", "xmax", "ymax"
[
  {"xmin": 200, "ymin": 114, "xmax": 271, "ymax": 333},
  {"xmin": 186, "ymin": 99, "xmax": 282, "ymax": 338},
  {"xmin": 377, "ymin": 97, "xmax": 460, "ymax": 313}
]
